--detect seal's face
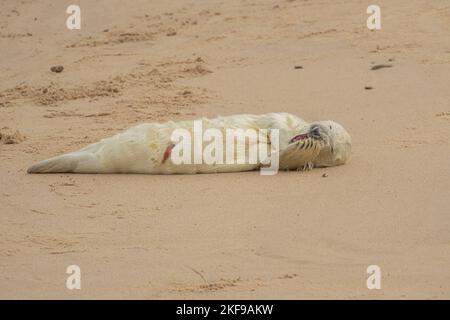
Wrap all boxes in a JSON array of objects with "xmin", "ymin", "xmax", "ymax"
[{"xmin": 287, "ymin": 120, "xmax": 351, "ymax": 168}]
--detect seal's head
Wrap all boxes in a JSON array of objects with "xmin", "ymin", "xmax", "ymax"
[
  {"xmin": 308, "ymin": 120, "xmax": 352, "ymax": 167},
  {"xmin": 283, "ymin": 120, "xmax": 351, "ymax": 170}
]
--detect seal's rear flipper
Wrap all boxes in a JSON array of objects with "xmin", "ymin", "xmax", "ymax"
[{"xmin": 27, "ymin": 152, "xmax": 101, "ymax": 173}]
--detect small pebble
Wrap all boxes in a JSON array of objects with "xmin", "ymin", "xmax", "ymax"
[
  {"xmin": 294, "ymin": 65, "xmax": 303, "ymax": 69},
  {"xmin": 364, "ymin": 86, "xmax": 373, "ymax": 90},
  {"xmin": 50, "ymin": 65, "xmax": 64, "ymax": 73},
  {"xmin": 322, "ymin": 173, "xmax": 328, "ymax": 178}
]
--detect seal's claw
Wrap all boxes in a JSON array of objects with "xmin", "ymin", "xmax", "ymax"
[{"xmin": 303, "ymin": 162, "xmax": 314, "ymax": 171}]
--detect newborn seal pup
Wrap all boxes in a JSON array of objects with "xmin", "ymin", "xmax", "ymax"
[{"xmin": 27, "ymin": 113, "xmax": 351, "ymax": 174}]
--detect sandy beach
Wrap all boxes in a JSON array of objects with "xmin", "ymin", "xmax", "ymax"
[{"xmin": 0, "ymin": 0, "xmax": 449, "ymax": 299}]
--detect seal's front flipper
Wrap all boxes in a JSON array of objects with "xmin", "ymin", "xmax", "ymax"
[{"xmin": 269, "ymin": 137, "xmax": 322, "ymax": 171}]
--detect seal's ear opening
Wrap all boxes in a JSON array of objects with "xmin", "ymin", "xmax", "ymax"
[{"xmin": 312, "ymin": 121, "xmax": 352, "ymax": 168}]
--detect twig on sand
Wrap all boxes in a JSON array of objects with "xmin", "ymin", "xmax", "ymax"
[{"xmin": 186, "ymin": 266, "xmax": 207, "ymax": 283}]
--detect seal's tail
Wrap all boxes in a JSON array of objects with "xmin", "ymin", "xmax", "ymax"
[{"xmin": 27, "ymin": 152, "xmax": 101, "ymax": 173}]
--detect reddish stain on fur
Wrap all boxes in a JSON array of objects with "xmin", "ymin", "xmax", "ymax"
[{"xmin": 162, "ymin": 143, "xmax": 175, "ymax": 163}]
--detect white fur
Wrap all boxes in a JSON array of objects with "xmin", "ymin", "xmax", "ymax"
[{"xmin": 27, "ymin": 113, "xmax": 351, "ymax": 174}]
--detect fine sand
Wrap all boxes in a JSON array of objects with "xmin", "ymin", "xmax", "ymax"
[{"xmin": 0, "ymin": 0, "xmax": 449, "ymax": 299}]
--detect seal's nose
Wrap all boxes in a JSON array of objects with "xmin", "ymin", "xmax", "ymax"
[{"xmin": 309, "ymin": 124, "xmax": 321, "ymax": 139}]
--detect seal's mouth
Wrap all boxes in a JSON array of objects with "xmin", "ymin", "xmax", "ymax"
[
  {"xmin": 289, "ymin": 133, "xmax": 309, "ymax": 144},
  {"xmin": 289, "ymin": 124, "xmax": 323, "ymax": 144}
]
